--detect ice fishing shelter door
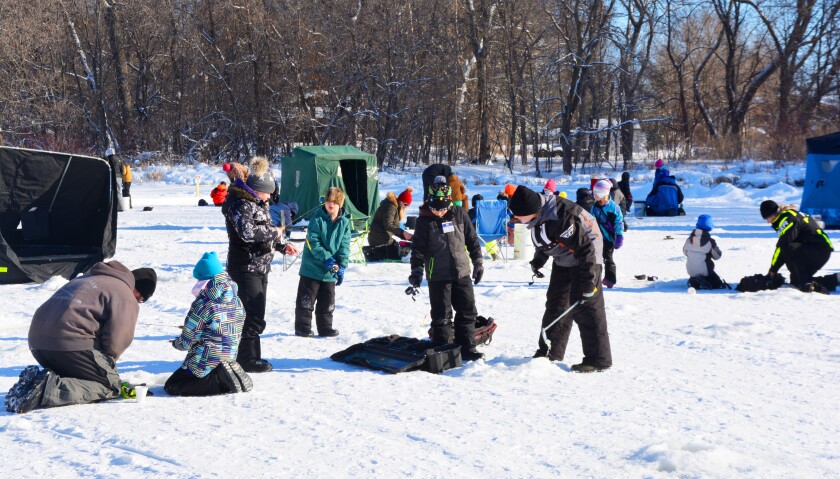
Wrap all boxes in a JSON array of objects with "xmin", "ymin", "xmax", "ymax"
[
  {"xmin": 279, "ymin": 145, "xmax": 380, "ymax": 220},
  {"xmin": 801, "ymin": 131, "xmax": 840, "ymax": 229},
  {"xmin": 0, "ymin": 146, "xmax": 118, "ymax": 284}
]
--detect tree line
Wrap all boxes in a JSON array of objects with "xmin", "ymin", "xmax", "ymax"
[{"xmin": 0, "ymin": 0, "xmax": 837, "ymax": 174}]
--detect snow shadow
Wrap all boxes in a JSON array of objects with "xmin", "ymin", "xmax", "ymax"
[
  {"xmin": 117, "ymin": 360, "xmax": 183, "ymax": 374},
  {"xmin": 120, "ymin": 225, "xmax": 226, "ymax": 231}
]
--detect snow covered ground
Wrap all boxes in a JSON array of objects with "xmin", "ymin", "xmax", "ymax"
[{"xmin": 1, "ymin": 161, "xmax": 838, "ymax": 478}]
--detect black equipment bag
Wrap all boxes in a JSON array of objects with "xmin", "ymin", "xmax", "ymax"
[
  {"xmin": 331, "ymin": 335, "xmax": 461, "ymax": 374},
  {"xmin": 735, "ymin": 273, "xmax": 786, "ymax": 292}
]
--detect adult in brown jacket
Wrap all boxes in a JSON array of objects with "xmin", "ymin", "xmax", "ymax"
[
  {"xmin": 4, "ymin": 261, "xmax": 157, "ymax": 414},
  {"xmin": 367, "ymin": 187, "xmax": 414, "ymax": 260},
  {"xmin": 448, "ymin": 174, "xmax": 469, "ymax": 210}
]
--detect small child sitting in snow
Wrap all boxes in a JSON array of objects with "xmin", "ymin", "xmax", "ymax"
[
  {"xmin": 164, "ymin": 252, "xmax": 253, "ymax": 396},
  {"xmin": 683, "ymin": 215, "xmax": 726, "ymax": 289}
]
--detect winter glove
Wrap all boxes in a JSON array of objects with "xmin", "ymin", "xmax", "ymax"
[
  {"xmin": 408, "ymin": 267, "xmax": 423, "ymax": 287},
  {"xmin": 472, "ymin": 260, "xmax": 484, "ymax": 285},
  {"xmin": 529, "ymin": 260, "xmax": 545, "ymax": 279},
  {"xmin": 323, "ymin": 257, "xmax": 339, "ymax": 274},
  {"xmin": 615, "ymin": 235, "xmax": 624, "ymax": 250},
  {"xmin": 580, "ymin": 287, "xmax": 598, "ymax": 303},
  {"xmin": 336, "ymin": 266, "xmax": 346, "ymax": 286}
]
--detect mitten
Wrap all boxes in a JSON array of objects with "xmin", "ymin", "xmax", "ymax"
[
  {"xmin": 615, "ymin": 235, "xmax": 624, "ymax": 249},
  {"xmin": 323, "ymin": 257, "xmax": 339, "ymax": 274},
  {"xmin": 472, "ymin": 260, "xmax": 484, "ymax": 285},
  {"xmin": 336, "ymin": 266, "xmax": 346, "ymax": 286},
  {"xmin": 529, "ymin": 260, "xmax": 544, "ymax": 279},
  {"xmin": 408, "ymin": 267, "xmax": 423, "ymax": 287}
]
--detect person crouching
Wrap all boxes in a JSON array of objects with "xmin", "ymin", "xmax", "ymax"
[{"xmin": 165, "ymin": 252, "xmax": 252, "ymax": 396}]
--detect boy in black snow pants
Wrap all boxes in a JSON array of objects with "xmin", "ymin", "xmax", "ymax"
[{"xmin": 409, "ymin": 177, "xmax": 485, "ymax": 361}]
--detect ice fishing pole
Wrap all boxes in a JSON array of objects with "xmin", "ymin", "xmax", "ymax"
[
  {"xmin": 145, "ymin": 323, "xmax": 183, "ymax": 329},
  {"xmin": 540, "ymin": 301, "xmax": 580, "ymax": 348},
  {"xmin": 528, "ymin": 270, "xmax": 544, "ymax": 285}
]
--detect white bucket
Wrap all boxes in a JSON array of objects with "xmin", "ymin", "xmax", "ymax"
[{"xmin": 513, "ymin": 223, "xmax": 534, "ymax": 260}]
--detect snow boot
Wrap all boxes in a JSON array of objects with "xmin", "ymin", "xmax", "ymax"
[
  {"xmin": 217, "ymin": 361, "xmax": 253, "ymax": 393},
  {"xmin": 461, "ymin": 347, "xmax": 485, "ymax": 362},
  {"xmin": 571, "ymin": 363, "xmax": 610, "ymax": 373},
  {"xmin": 5, "ymin": 366, "xmax": 50, "ymax": 413},
  {"xmin": 241, "ymin": 358, "xmax": 273, "ymax": 373}
]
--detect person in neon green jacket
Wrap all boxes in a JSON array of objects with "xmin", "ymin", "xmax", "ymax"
[
  {"xmin": 295, "ymin": 187, "xmax": 351, "ymax": 337},
  {"xmin": 761, "ymin": 200, "xmax": 838, "ymax": 293}
]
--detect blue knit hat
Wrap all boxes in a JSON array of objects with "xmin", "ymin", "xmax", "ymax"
[
  {"xmin": 193, "ymin": 252, "xmax": 224, "ymax": 280},
  {"xmin": 695, "ymin": 214, "xmax": 713, "ymax": 232}
]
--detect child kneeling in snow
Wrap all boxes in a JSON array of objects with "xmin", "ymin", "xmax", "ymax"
[
  {"xmin": 683, "ymin": 215, "xmax": 726, "ymax": 289},
  {"xmin": 164, "ymin": 252, "xmax": 252, "ymax": 396}
]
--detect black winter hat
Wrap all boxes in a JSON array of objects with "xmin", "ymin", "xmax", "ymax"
[
  {"xmin": 508, "ymin": 185, "xmax": 542, "ymax": 216},
  {"xmin": 132, "ymin": 268, "xmax": 157, "ymax": 301},
  {"xmin": 760, "ymin": 200, "xmax": 779, "ymax": 219}
]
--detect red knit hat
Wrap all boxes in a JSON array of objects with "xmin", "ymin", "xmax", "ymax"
[{"xmin": 397, "ymin": 187, "xmax": 413, "ymax": 205}]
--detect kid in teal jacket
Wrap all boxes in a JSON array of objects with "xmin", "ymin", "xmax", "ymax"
[{"xmin": 295, "ymin": 187, "xmax": 351, "ymax": 337}]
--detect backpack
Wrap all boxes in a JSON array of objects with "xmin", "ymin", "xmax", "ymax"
[{"xmin": 735, "ymin": 273, "xmax": 786, "ymax": 292}]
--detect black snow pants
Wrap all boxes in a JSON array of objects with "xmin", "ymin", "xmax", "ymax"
[
  {"xmin": 602, "ymin": 239, "xmax": 616, "ymax": 285},
  {"xmin": 427, "ymin": 276, "xmax": 478, "ymax": 348},
  {"xmin": 165, "ymin": 365, "xmax": 236, "ymax": 397},
  {"xmin": 780, "ymin": 243, "xmax": 833, "ymax": 288},
  {"xmin": 294, "ymin": 275, "xmax": 337, "ymax": 335},
  {"xmin": 229, "ymin": 270, "xmax": 268, "ymax": 364},
  {"xmin": 537, "ymin": 263, "xmax": 612, "ymax": 368}
]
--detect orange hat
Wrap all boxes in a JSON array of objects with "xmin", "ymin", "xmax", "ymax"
[{"xmin": 504, "ymin": 184, "xmax": 516, "ymax": 197}]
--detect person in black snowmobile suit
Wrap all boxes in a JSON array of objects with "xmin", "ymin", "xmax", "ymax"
[
  {"xmin": 509, "ymin": 185, "xmax": 612, "ymax": 373},
  {"xmin": 760, "ymin": 200, "xmax": 839, "ymax": 293}
]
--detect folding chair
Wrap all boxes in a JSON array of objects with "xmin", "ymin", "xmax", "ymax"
[
  {"xmin": 348, "ymin": 216, "xmax": 370, "ymax": 265},
  {"xmin": 474, "ymin": 200, "xmax": 510, "ymax": 261}
]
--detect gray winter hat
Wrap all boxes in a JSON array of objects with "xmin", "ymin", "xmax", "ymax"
[{"xmin": 245, "ymin": 157, "xmax": 275, "ymax": 194}]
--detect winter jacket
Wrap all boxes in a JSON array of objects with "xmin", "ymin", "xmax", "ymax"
[
  {"xmin": 618, "ymin": 173, "xmax": 634, "ymax": 204},
  {"xmin": 28, "ymin": 261, "xmax": 140, "ymax": 359},
  {"xmin": 210, "ymin": 183, "xmax": 228, "ymax": 206},
  {"xmin": 411, "ymin": 203, "xmax": 482, "ymax": 282},
  {"xmin": 172, "ymin": 272, "xmax": 245, "ymax": 378},
  {"xmin": 683, "ymin": 228, "xmax": 722, "ymax": 277},
  {"xmin": 448, "ymin": 174, "xmax": 469, "ymax": 210},
  {"xmin": 122, "ymin": 164, "xmax": 133, "ymax": 183},
  {"xmin": 610, "ymin": 183, "xmax": 627, "ymax": 214},
  {"xmin": 590, "ymin": 198, "xmax": 624, "ymax": 243},
  {"xmin": 299, "ymin": 206, "xmax": 351, "ymax": 282},
  {"xmin": 222, "ymin": 181, "xmax": 281, "ymax": 275},
  {"xmin": 368, "ymin": 192, "xmax": 408, "ymax": 247},
  {"xmin": 645, "ymin": 175, "xmax": 683, "ymax": 216},
  {"xmin": 769, "ymin": 209, "xmax": 834, "ymax": 273},
  {"xmin": 422, "ymin": 164, "xmax": 453, "ymax": 201},
  {"xmin": 527, "ymin": 194, "xmax": 602, "ymax": 294}
]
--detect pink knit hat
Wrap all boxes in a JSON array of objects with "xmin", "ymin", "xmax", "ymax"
[
  {"xmin": 543, "ymin": 178, "xmax": 556, "ymax": 193},
  {"xmin": 592, "ymin": 180, "xmax": 612, "ymax": 199},
  {"xmin": 654, "ymin": 158, "xmax": 664, "ymax": 169}
]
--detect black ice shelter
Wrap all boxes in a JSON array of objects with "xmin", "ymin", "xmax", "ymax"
[{"xmin": 0, "ymin": 146, "xmax": 118, "ymax": 284}]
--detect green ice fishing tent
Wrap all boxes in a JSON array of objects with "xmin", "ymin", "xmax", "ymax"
[{"xmin": 279, "ymin": 146, "xmax": 379, "ymax": 221}]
